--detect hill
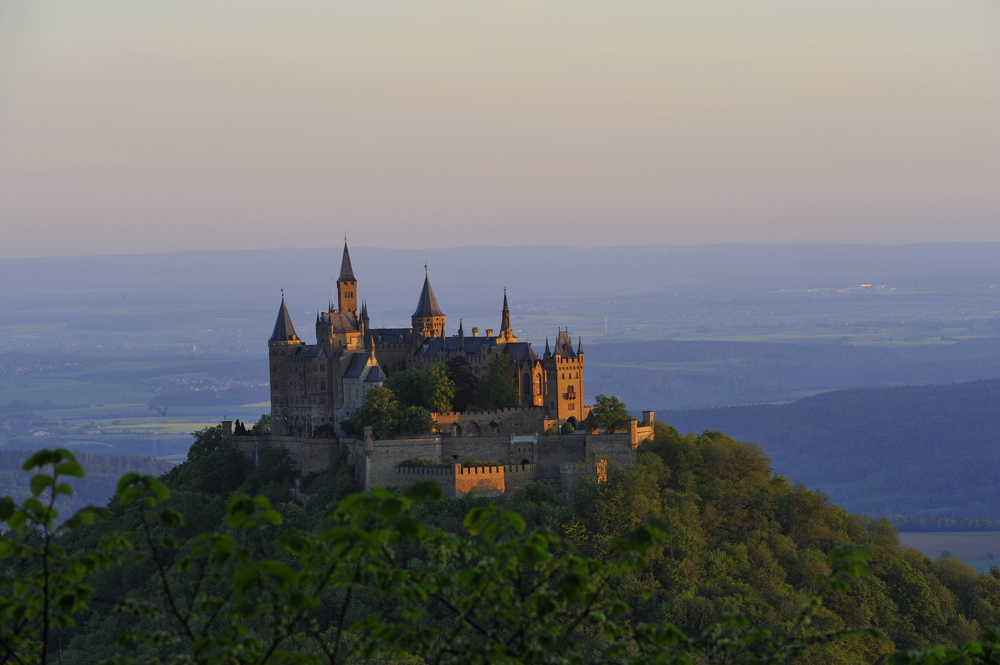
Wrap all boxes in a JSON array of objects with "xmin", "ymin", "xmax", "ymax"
[
  {"xmin": 586, "ymin": 337, "xmax": 1000, "ymax": 409},
  {"xmin": 660, "ymin": 379, "xmax": 1000, "ymax": 518},
  {"xmin": 0, "ymin": 450, "xmax": 174, "ymax": 516}
]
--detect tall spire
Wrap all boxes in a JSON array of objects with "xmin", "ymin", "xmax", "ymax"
[
  {"xmin": 544, "ymin": 337, "xmax": 551, "ymax": 357},
  {"xmin": 577, "ymin": 337, "xmax": 583, "ymax": 355},
  {"xmin": 338, "ymin": 241, "xmax": 356, "ymax": 283},
  {"xmin": 269, "ymin": 293, "xmax": 299, "ymax": 343},
  {"xmin": 498, "ymin": 288, "xmax": 517, "ymax": 342}
]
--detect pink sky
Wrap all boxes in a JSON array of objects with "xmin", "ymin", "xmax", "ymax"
[{"xmin": 1, "ymin": 1, "xmax": 998, "ymax": 257}]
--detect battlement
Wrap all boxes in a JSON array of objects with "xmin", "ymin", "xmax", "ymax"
[
  {"xmin": 434, "ymin": 405, "xmax": 544, "ymax": 418},
  {"xmin": 394, "ymin": 462, "xmax": 538, "ymax": 498}
]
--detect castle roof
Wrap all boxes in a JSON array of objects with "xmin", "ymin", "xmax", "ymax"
[
  {"xmin": 269, "ymin": 296, "xmax": 300, "ymax": 343},
  {"xmin": 343, "ymin": 353, "xmax": 371, "ymax": 378},
  {"xmin": 369, "ymin": 328, "xmax": 414, "ymax": 345},
  {"xmin": 364, "ymin": 365, "xmax": 387, "ymax": 383},
  {"xmin": 326, "ymin": 311, "xmax": 360, "ymax": 334},
  {"xmin": 338, "ymin": 242, "xmax": 356, "ymax": 282},
  {"xmin": 412, "ymin": 272, "xmax": 444, "ymax": 318},
  {"xmin": 502, "ymin": 342, "xmax": 538, "ymax": 365},
  {"xmin": 554, "ymin": 329, "xmax": 577, "ymax": 358}
]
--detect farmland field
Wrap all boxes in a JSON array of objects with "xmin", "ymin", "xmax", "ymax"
[{"xmin": 898, "ymin": 532, "xmax": 1000, "ymax": 573}]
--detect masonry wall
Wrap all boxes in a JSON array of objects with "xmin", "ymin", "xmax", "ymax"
[
  {"xmin": 585, "ymin": 433, "xmax": 638, "ymax": 468},
  {"xmin": 440, "ymin": 437, "xmax": 510, "ymax": 466},
  {"xmin": 536, "ymin": 434, "xmax": 588, "ymax": 480},
  {"xmin": 454, "ymin": 465, "xmax": 505, "ymax": 497},
  {"xmin": 232, "ymin": 435, "xmax": 344, "ymax": 476},
  {"xmin": 361, "ymin": 436, "xmax": 442, "ymax": 490},
  {"xmin": 434, "ymin": 406, "xmax": 547, "ymax": 437}
]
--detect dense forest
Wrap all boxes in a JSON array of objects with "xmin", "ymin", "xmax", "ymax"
[
  {"xmin": 4, "ymin": 424, "xmax": 1000, "ymax": 663},
  {"xmin": 661, "ymin": 379, "xmax": 1000, "ymax": 519}
]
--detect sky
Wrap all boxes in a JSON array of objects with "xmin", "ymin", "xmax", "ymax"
[{"xmin": 1, "ymin": 1, "xmax": 998, "ymax": 258}]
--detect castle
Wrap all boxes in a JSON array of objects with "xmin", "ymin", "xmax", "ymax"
[
  {"xmin": 268, "ymin": 242, "xmax": 587, "ymax": 437},
  {"xmin": 245, "ymin": 242, "xmax": 651, "ymax": 499}
]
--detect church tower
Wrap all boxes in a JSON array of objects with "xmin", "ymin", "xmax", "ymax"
[
  {"xmin": 336, "ymin": 241, "xmax": 358, "ymax": 315},
  {"xmin": 411, "ymin": 267, "xmax": 446, "ymax": 338}
]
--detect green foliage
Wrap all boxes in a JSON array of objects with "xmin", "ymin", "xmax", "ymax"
[
  {"xmin": 545, "ymin": 426, "xmax": 559, "ymax": 436},
  {"xmin": 560, "ymin": 421, "xmax": 574, "ymax": 435},
  {"xmin": 163, "ymin": 426, "xmax": 246, "ymax": 496},
  {"xmin": 446, "ymin": 355, "xmax": 479, "ymax": 411},
  {"xmin": 386, "ymin": 364, "xmax": 456, "ymax": 413},
  {"xmin": 251, "ymin": 413, "xmax": 272, "ymax": 434},
  {"xmin": 348, "ymin": 387, "xmax": 435, "ymax": 439},
  {"xmin": 352, "ymin": 386, "xmax": 399, "ymax": 439},
  {"xmin": 395, "ymin": 405, "xmax": 435, "ymax": 436},
  {"xmin": 461, "ymin": 458, "xmax": 504, "ymax": 468},
  {"xmin": 9, "ymin": 428, "xmax": 1000, "ymax": 664},
  {"xmin": 488, "ymin": 353, "xmax": 518, "ymax": 393},
  {"xmin": 592, "ymin": 394, "xmax": 632, "ymax": 433},
  {"xmin": 471, "ymin": 373, "xmax": 518, "ymax": 411}
]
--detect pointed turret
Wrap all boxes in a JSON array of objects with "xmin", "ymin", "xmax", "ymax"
[
  {"xmin": 458, "ymin": 319, "xmax": 466, "ymax": 350},
  {"xmin": 577, "ymin": 337, "xmax": 583, "ymax": 355},
  {"xmin": 269, "ymin": 294, "xmax": 300, "ymax": 343},
  {"xmin": 411, "ymin": 266, "xmax": 446, "ymax": 338},
  {"xmin": 543, "ymin": 337, "xmax": 551, "ymax": 357}
]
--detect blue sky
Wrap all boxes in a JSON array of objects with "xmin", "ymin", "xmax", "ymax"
[{"xmin": 1, "ymin": 1, "xmax": 998, "ymax": 257}]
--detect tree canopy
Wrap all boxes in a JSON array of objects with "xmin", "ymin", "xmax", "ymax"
[{"xmin": 592, "ymin": 393, "xmax": 632, "ymax": 432}]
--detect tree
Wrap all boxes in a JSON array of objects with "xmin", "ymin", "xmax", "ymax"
[
  {"xmin": 446, "ymin": 356, "xmax": 479, "ymax": 411},
  {"xmin": 396, "ymin": 406, "xmax": 435, "ymax": 436},
  {"xmin": 489, "ymin": 353, "xmax": 519, "ymax": 394},
  {"xmin": 0, "ymin": 452, "xmax": 898, "ymax": 665},
  {"xmin": 471, "ymin": 373, "xmax": 518, "ymax": 411},
  {"xmin": 386, "ymin": 365, "xmax": 455, "ymax": 413},
  {"xmin": 592, "ymin": 394, "xmax": 632, "ymax": 433},
  {"xmin": 560, "ymin": 421, "xmax": 574, "ymax": 435},
  {"xmin": 250, "ymin": 414, "xmax": 271, "ymax": 434},
  {"xmin": 423, "ymin": 364, "xmax": 456, "ymax": 413},
  {"xmin": 386, "ymin": 368, "xmax": 426, "ymax": 409},
  {"xmin": 353, "ymin": 386, "xmax": 399, "ymax": 439}
]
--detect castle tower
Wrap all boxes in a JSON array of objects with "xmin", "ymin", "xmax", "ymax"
[
  {"xmin": 336, "ymin": 241, "xmax": 358, "ymax": 315},
  {"xmin": 268, "ymin": 293, "xmax": 302, "ymax": 434},
  {"xmin": 542, "ymin": 328, "xmax": 585, "ymax": 424},
  {"xmin": 497, "ymin": 288, "xmax": 517, "ymax": 343},
  {"xmin": 411, "ymin": 266, "xmax": 446, "ymax": 338}
]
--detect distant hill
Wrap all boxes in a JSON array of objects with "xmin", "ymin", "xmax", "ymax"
[
  {"xmin": 0, "ymin": 451, "xmax": 174, "ymax": 517},
  {"xmin": 587, "ymin": 338, "xmax": 1000, "ymax": 409},
  {"xmin": 659, "ymin": 379, "xmax": 1000, "ymax": 518}
]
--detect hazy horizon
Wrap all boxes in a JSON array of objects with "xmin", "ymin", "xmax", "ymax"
[{"xmin": 2, "ymin": 2, "xmax": 999, "ymax": 258}]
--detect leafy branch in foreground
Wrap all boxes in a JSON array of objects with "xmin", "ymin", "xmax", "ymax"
[{"xmin": 6, "ymin": 448, "xmax": 1000, "ymax": 664}]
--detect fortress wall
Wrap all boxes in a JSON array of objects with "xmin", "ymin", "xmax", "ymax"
[
  {"xmin": 363, "ymin": 436, "xmax": 442, "ymax": 490},
  {"xmin": 536, "ymin": 435, "xmax": 588, "ymax": 480},
  {"xmin": 233, "ymin": 435, "xmax": 343, "ymax": 476},
  {"xmin": 455, "ymin": 465, "xmax": 505, "ymax": 497},
  {"xmin": 503, "ymin": 463, "xmax": 538, "ymax": 496},
  {"xmin": 434, "ymin": 407, "xmax": 547, "ymax": 437},
  {"xmin": 396, "ymin": 464, "xmax": 459, "ymax": 499},
  {"xmin": 440, "ymin": 438, "xmax": 510, "ymax": 466},
  {"xmin": 585, "ymin": 433, "xmax": 638, "ymax": 468}
]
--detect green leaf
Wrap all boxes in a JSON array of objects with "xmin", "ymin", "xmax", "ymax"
[{"xmin": 30, "ymin": 473, "xmax": 54, "ymax": 497}]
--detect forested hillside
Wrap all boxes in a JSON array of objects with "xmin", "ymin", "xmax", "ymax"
[
  {"xmin": 661, "ymin": 379, "xmax": 1000, "ymax": 518},
  {"xmin": 0, "ymin": 450, "xmax": 173, "ymax": 516},
  {"xmin": 6, "ymin": 425, "xmax": 1000, "ymax": 663}
]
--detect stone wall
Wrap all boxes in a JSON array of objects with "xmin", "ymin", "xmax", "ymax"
[
  {"xmin": 394, "ymin": 463, "xmax": 539, "ymax": 498},
  {"xmin": 434, "ymin": 406, "xmax": 547, "ymax": 436},
  {"xmin": 535, "ymin": 434, "xmax": 588, "ymax": 480},
  {"xmin": 232, "ymin": 434, "xmax": 343, "ymax": 476}
]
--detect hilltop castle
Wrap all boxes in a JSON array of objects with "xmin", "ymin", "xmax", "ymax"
[{"xmin": 268, "ymin": 243, "xmax": 587, "ymax": 437}]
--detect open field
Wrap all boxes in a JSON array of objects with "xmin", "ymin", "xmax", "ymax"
[{"xmin": 898, "ymin": 532, "xmax": 1000, "ymax": 573}]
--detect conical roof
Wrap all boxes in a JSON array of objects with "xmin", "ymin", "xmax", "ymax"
[
  {"xmin": 412, "ymin": 271, "xmax": 444, "ymax": 317},
  {"xmin": 338, "ymin": 242, "xmax": 356, "ymax": 282},
  {"xmin": 269, "ymin": 296, "xmax": 299, "ymax": 342}
]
